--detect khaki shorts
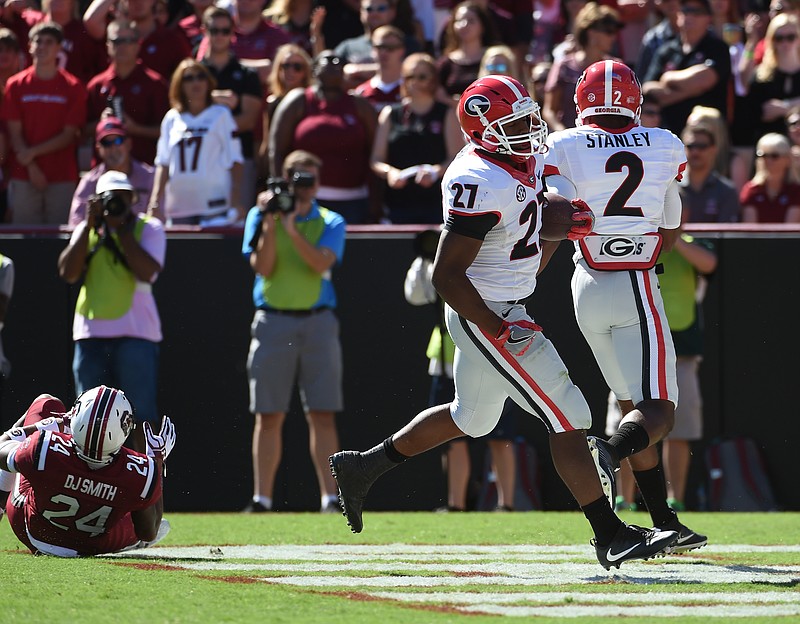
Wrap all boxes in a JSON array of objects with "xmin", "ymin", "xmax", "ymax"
[{"xmin": 247, "ymin": 309, "xmax": 343, "ymax": 414}]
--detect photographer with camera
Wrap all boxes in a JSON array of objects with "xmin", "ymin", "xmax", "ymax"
[
  {"xmin": 58, "ymin": 170, "xmax": 166, "ymax": 426},
  {"xmin": 241, "ymin": 149, "xmax": 346, "ymax": 513}
]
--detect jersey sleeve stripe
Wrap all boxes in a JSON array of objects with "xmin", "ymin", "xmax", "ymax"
[{"xmin": 35, "ymin": 430, "xmax": 50, "ymax": 471}]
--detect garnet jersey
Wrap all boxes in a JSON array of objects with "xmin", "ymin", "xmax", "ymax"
[
  {"xmin": 155, "ymin": 103, "xmax": 244, "ymax": 219},
  {"xmin": 441, "ymin": 146, "xmax": 547, "ymax": 302},
  {"xmin": 543, "ymin": 124, "xmax": 686, "ymax": 235},
  {"xmin": 8, "ymin": 429, "xmax": 160, "ymax": 556}
]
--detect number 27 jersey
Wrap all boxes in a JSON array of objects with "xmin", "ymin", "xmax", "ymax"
[
  {"xmin": 441, "ymin": 146, "xmax": 546, "ymax": 302},
  {"xmin": 543, "ymin": 124, "xmax": 686, "ymax": 235}
]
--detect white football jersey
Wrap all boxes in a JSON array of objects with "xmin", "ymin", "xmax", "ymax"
[
  {"xmin": 441, "ymin": 146, "xmax": 546, "ymax": 302},
  {"xmin": 155, "ymin": 104, "xmax": 244, "ymax": 219},
  {"xmin": 543, "ymin": 125, "xmax": 686, "ymax": 235}
]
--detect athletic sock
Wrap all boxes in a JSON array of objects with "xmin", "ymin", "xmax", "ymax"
[
  {"xmin": 354, "ymin": 437, "xmax": 408, "ymax": 484},
  {"xmin": 581, "ymin": 495, "xmax": 623, "ymax": 546},
  {"xmin": 382, "ymin": 436, "xmax": 409, "ymax": 463},
  {"xmin": 254, "ymin": 495, "xmax": 272, "ymax": 510},
  {"xmin": 608, "ymin": 421, "xmax": 650, "ymax": 461},
  {"xmin": 633, "ymin": 463, "xmax": 677, "ymax": 527}
]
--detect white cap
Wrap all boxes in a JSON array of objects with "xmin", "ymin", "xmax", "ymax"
[{"xmin": 96, "ymin": 170, "xmax": 134, "ymax": 195}]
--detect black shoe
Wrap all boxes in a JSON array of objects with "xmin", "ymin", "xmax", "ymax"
[
  {"xmin": 329, "ymin": 451, "xmax": 376, "ymax": 533},
  {"xmin": 242, "ymin": 500, "xmax": 271, "ymax": 513},
  {"xmin": 593, "ymin": 523, "xmax": 678, "ymax": 570},
  {"xmin": 658, "ymin": 517, "xmax": 708, "ymax": 553},
  {"xmin": 587, "ymin": 436, "xmax": 619, "ymax": 508}
]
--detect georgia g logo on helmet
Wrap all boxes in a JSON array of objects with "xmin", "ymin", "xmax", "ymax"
[{"xmin": 463, "ymin": 94, "xmax": 491, "ymax": 119}]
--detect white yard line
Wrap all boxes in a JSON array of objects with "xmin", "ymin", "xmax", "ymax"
[{"xmin": 106, "ymin": 544, "xmax": 800, "ymax": 618}]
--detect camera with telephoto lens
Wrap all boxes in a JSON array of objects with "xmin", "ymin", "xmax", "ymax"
[
  {"xmin": 262, "ymin": 171, "xmax": 317, "ymax": 214},
  {"xmin": 88, "ymin": 191, "xmax": 130, "ymax": 222}
]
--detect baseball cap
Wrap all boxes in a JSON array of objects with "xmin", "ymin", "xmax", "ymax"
[
  {"xmin": 96, "ymin": 170, "xmax": 134, "ymax": 194},
  {"xmin": 96, "ymin": 117, "xmax": 127, "ymax": 142}
]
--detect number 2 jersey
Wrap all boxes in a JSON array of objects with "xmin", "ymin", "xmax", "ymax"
[
  {"xmin": 441, "ymin": 146, "xmax": 547, "ymax": 302},
  {"xmin": 7, "ymin": 430, "xmax": 161, "ymax": 556},
  {"xmin": 543, "ymin": 123, "xmax": 686, "ymax": 235},
  {"xmin": 155, "ymin": 103, "xmax": 243, "ymax": 219}
]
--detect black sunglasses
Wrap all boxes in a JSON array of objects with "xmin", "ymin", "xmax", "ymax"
[
  {"xmin": 99, "ymin": 135, "xmax": 126, "ymax": 147},
  {"xmin": 208, "ymin": 27, "xmax": 232, "ymax": 36},
  {"xmin": 109, "ymin": 36, "xmax": 138, "ymax": 46},
  {"xmin": 686, "ymin": 142, "xmax": 713, "ymax": 150},
  {"xmin": 182, "ymin": 73, "xmax": 208, "ymax": 83},
  {"xmin": 774, "ymin": 32, "xmax": 798, "ymax": 43}
]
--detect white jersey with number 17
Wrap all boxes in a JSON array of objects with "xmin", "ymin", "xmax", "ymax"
[
  {"xmin": 543, "ymin": 124, "xmax": 686, "ymax": 235},
  {"xmin": 155, "ymin": 103, "xmax": 244, "ymax": 219},
  {"xmin": 441, "ymin": 146, "xmax": 547, "ymax": 303}
]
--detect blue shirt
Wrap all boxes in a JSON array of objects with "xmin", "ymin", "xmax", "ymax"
[{"xmin": 242, "ymin": 200, "xmax": 346, "ymax": 309}]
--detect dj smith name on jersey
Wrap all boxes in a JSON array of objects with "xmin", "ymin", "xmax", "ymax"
[
  {"xmin": 63, "ymin": 474, "xmax": 118, "ymax": 501},
  {"xmin": 585, "ymin": 131, "xmax": 651, "ymax": 149}
]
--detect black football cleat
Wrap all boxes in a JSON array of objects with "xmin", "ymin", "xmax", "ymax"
[
  {"xmin": 659, "ymin": 517, "xmax": 708, "ymax": 553},
  {"xmin": 593, "ymin": 523, "xmax": 678, "ymax": 570},
  {"xmin": 329, "ymin": 451, "xmax": 377, "ymax": 534}
]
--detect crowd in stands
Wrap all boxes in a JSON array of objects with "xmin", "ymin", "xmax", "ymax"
[{"xmin": 0, "ymin": 0, "xmax": 797, "ymax": 224}]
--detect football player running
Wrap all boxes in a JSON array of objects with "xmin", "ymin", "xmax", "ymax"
[
  {"xmin": 543, "ymin": 60, "xmax": 707, "ymax": 553},
  {"xmin": 0, "ymin": 386, "xmax": 175, "ymax": 556},
  {"xmin": 330, "ymin": 74, "xmax": 678, "ymax": 569}
]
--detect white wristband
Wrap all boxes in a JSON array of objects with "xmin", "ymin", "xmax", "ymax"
[{"xmin": 4, "ymin": 427, "xmax": 26, "ymax": 442}]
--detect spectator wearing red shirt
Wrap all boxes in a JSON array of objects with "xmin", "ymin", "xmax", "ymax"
[
  {"xmin": 18, "ymin": 0, "xmax": 108, "ymax": 84},
  {"xmin": 195, "ymin": 0, "xmax": 291, "ymax": 84},
  {"xmin": 741, "ymin": 132, "xmax": 800, "ymax": 222},
  {"xmin": 83, "ymin": 0, "xmax": 191, "ymax": 81},
  {"xmin": 353, "ymin": 25, "xmax": 404, "ymax": 111},
  {"xmin": 86, "ymin": 19, "xmax": 169, "ymax": 165},
  {"xmin": 1, "ymin": 22, "xmax": 86, "ymax": 224}
]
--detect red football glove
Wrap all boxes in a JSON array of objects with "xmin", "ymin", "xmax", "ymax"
[
  {"xmin": 567, "ymin": 199, "xmax": 594, "ymax": 241},
  {"xmin": 495, "ymin": 319, "xmax": 543, "ymax": 357}
]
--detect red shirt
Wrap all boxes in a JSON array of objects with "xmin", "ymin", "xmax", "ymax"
[
  {"xmin": 739, "ymin": 180, "xmax": 800, "ymax": 223},
  {"xmin": 1, "ymin": 66, "xmax": 87, "ymax": 182},
  {"xmin": 87, "ymin": 62, "xmax": 170, "ymax": 164},
  {"xmin": 293, "ymin": 87, "xmax": 369, "ymax": 189},
  {"xmin": 353, "ymin": 78, "xmax": 402, "ymax": 111},
  {"xmin": 9, "ymin": 430, "xmax": 161, "ymax": 556},
  {"xmin": 139, "ymin": 24, "xmax": 192, "ymax": 81}
]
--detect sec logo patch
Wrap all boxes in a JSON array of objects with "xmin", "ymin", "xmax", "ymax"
[{"xmin": 516, "ymin": 185, "xmax": 526, "ymax": 202}]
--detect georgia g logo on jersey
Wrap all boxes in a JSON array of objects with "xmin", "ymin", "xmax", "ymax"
[{"xmin": 463, "ymin": 94, "xmax": 491, "ymax": 117}]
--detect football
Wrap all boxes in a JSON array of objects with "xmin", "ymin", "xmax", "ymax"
[{"xmin": 540, "ymin": 192, "xmax": 583, "ymax": 241}]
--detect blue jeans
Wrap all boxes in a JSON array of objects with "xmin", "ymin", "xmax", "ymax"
[{"xmin": 73, "ymin": 338, "xmax": 160, "ymax": 424}]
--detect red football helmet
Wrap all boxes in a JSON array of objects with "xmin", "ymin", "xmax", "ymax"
[
  {"xmin": 574, "ymin": 60, "xmax": 642, "ymax": 125},
  {"xmin": 457, "ymin": 74, "xmax": 548, "ymax": 160}
]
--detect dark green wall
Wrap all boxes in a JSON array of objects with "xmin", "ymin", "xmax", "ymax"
[{"xmin": 0, "ymin": 228, "xmax": 796, "ymax": 512}]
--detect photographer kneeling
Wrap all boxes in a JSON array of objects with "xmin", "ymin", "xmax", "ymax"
[
  {"xmin": 58, "ymin": 170, "xmax": 166, "ymax": 426},
  {"xmin": 241, "ymin": 150, "xmax": 346, "ymax": 513}
]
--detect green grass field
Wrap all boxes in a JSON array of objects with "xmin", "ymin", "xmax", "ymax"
[{"xmin": 2, "ymin": 511, "xmax": 799, "ymax": 623}]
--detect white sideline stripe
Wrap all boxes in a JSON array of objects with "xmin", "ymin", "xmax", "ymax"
[
  {"xmin": 170, "ymin": 560, "xmax": 800, "ymax": 586},
  {"xmin": 370, "ymin": 591, "xmax": 800, "ymax": 605},
  {"xmin": 459, "ymin": 605, "xmax": 800, "ymax": 618},
  {"xmin": 256, "ymin": 563, "xmax": 800, "ymax": 586},
  {"xmin": 104, "ymin": 543, "xmax": 800, "ymax": 560}
]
